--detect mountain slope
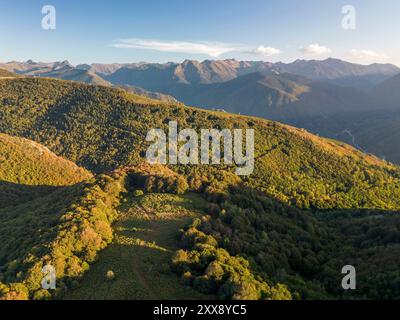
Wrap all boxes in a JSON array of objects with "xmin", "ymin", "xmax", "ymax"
[
  {"xmin": 275, "ymin": 58, "xmax": 400, "ymax": 89},
  {"xmin": 0, "ymin": 172, "xmax": 122, "ymax": 300},
  {"xmin": 183, "ymin": 72, "xmax": 310, "ymax": 112},
  {"xmin": 319, "ymin": 74, "xmax": 400, "ymax": 164},
  {"xmin": 0, "ymin": 133, "xmax": 91, "ymax": 186},
  {"xmin": 0, "ymin": 77, "xmax": 400, "ymax": 300},
  {"xmin": 167, "ymin": 72, "xmax": 374, "ymax": 142},
  {"xmin": 102, "ymin": 59, "xmax": 400, "ymax": 159},
  {"xmin": 40, "ymin": 68, "xmax": 112, "ymax": 86},
  {"xmin": 1, "ymin": 77, "xmax": 400, "ymax": 210},
  {"xmin": 103, "ymin": 58, "xmax": 399, "ymax": 89},
  {"xmin": 0, "ymin": 133, "xmax": 92, "ymax": 208},
  {"xmin": 371, "ymin": 73, "xmax": 400, "ymax": 109},
  {"xmin": 118, "ymin": 85, "xmax": 178, "ymax": 103},
  {"xmin": 0, "ymin": 60, "xmax": 111, "ymax": 86},
  {"xmin": 0, "ymin": 134, "xmax": 126, "ymax": 301},
  {"xmin": 179, "ymin": 72, "xmax": 371, "ymax": 116},
  {"xmin": 99, "ymin": 59, "xmax": 400, "ymax": 165},
  {"xmin": 0, "ymin": 134, "xmax": 97, "ymax": 300},
  {"xmin": 0, "ymin": 69, "xmax": 19, "ymax": 78}
]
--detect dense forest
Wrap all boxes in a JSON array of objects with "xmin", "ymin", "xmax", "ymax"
[
  {"xmin": 0, "ymin": 77, "xmax": 399, "ymax": 300},
  {"xmin": 1, "ymin": 78, "xmax": 400, "ymax": 210},
  {"xmin": 172, "ymin": 180, "xmax": 400, "ymax": 299}
]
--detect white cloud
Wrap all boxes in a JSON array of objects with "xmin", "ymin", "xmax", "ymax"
[
  {"xmin": 300, "ymin": 43, "xmax": 332, "ymax": 55},
  {"xmin": 348, "ymin": 49, "xmax": 389, "ymax": 61},
  {"xmin": 112, "ymin": 38, "xmax": 241, "ymax": 57},
  {"xmin": 113, "ymin": 38, "xmax": 282, "ymax": 59},
  {"xmin": 249, "ymin": 46, "xmax": 281, "ymax": 57}
]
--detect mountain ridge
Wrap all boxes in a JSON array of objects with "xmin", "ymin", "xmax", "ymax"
[{"xmin": 3, "ymin": 57, "xmax": 398, "ymax": 88}]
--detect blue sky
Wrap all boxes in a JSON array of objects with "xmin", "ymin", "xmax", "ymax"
[{"xmin": 1, "ymin": 0, "xmax": 399, "ymax": 65}]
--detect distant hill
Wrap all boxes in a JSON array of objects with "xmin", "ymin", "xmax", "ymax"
[
  {"xmin": 336, "ymin": 79, "xmax": 400, "ymax": 163},
  {"xmin": 0, "ymin": 60, "xmax": 110, "ymax": 86},
  {"xmin": 150, "ymin": 72, "xmax": 376, "ymax": 147},
  {"xmin": 371, "ymin": 73, "xmax": 400, "ymax": 108},
  {"xmin": 41, "ymin": 66, "xmax": 112, "ymax": 86},
  {"xmin": 118, "ymin": 85, "xmax": 179, "ymax": 103},
  {"xmin": 315, "ymin": 73, "xmax": 400, "ymax": 164},
  {"xmin": 0, "ymin": 133, "xmax": 91, "ymax": 186},
  {"xmin": 103, "ymin": 59, "xmax": 400, "ymax": 164},
  {"xmin": 276, "ymin": 58, "xmax": 399, "ymax": 89},
  {"xmin": 77, "ymin": 63, "xmax": 127, "ymax": 77},
  {"xmin": 176, "ymin": 72, "xmax": 372, "ymax": 119},
  {"xmin": 0, "ymin": 69, "xmax": 19, "ymax": 78},
  {"xmin": 0, "ymin": 60, "xmax": 59, "ymax": 74},
  {"xmin": 0, "ymin": 60, "xmax": 187, "ymax": 101}
]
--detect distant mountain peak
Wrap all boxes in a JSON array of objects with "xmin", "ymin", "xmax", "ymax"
[
  {"xmin": 76, "ymin": 64, "xmax": 92, "ymax": 71},
  {"xmin": 53, "ymin": 60, "xmax": 72, "ymax": 67}
]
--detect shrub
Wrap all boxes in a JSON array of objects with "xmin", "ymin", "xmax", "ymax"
[
  {"xmin": 106, "ymin": 271, "xmax": 115, "ymax": 281},
  {"xmin": 134, "ymin": 190, "xmax": 144, "ymax": 197}
]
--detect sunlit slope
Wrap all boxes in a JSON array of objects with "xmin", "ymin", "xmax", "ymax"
[
  {"xmin": 1, "ymin": 78, "xmax": 400, "ymax": 210},
  {"xmin": 0, "ymin": 172, "xmax": 122, "ymax": 300},
  {"xmin": 0, "ymin": 133, "xmax": 91, "ymax": 186},
  {"xmin": 0, "ymin": 69, "xmax": 19, "ymax": 78},
  {"xmin": 0, "ymin": 133, "xmax": 92, "ymax": 208},
  {"xmin": 0, "ymin": 135, "xmax": 98, "ymax": 300}
]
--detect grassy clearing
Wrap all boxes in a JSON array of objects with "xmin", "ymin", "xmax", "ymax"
[{"xmin": 65, "ymin": 193, "xmax": 213, "ymax": 300}]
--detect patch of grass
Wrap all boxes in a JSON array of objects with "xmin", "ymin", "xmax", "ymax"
[{"xmin": 65, "ymin": 193, "xmax": 213, "ymax": 300}]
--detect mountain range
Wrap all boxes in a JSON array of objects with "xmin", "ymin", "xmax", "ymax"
[
  {"xmin": 101, "ymin": 58, "xmax": 400, "ymax": 89},
  {"xmin": 3, "ymin": 57, "xmax": 398, "ymax": 89}
]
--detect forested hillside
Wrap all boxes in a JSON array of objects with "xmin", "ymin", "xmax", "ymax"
[
  {"xmin": 0, "ymin": 133, "xmax": 91, "ymax": 186},
  {"xmin": 0, "ymin": 134, "xmax": 101, "ymax": 300},
  {"xmin": 0, "ymin": 77, "xmax": 399, "ymax": 300},
  {"xmin": 0, "ymin": 69, "xmax": 18, "ymax": 78},
  {"xmin": 1, "ymin": 78, "xmax": 400, "ymax": 210}
]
